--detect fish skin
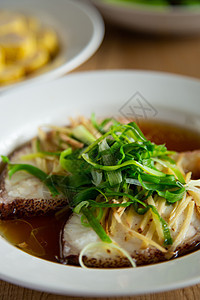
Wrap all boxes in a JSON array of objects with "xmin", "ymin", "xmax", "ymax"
[
  {"xmin": 61, "ymin": 212, "xmax": 200, "ymax": 268},
  {"xmin": 61, "ymin": 151, "xmax": 200, "ymax": 267},
  {"xmin": 0, "ymin": 143, "xmax": 67, "ymax": 219}
]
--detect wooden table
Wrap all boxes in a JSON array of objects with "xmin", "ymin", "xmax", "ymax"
[{"xmin": 1, "ymin": 22, "xmax": 200, "ymax": 300}]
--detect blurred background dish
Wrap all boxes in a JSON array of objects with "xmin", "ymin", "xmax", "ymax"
[
  {"xmin": 91, "ymin": 0, "xmax": 200, "ymax": 35},
  {"xmin": 0, "ymin": 11, "xmax": 59, "ymax": 86},
  {"xmin": 0, "ymin": 0, "xmax": 104, "ymax": 92}
]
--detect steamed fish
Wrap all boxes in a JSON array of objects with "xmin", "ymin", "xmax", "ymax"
[
  {"xmin": 1, "ymin": 116, "xmax": 200, "ymax": 268},
  {"xmin": 62, "ymin": 150, "xmax": 200, "ymax": 267},
  {"xmin": 0, "ymin": 143, "xmax": 67, "ymax": 219}
]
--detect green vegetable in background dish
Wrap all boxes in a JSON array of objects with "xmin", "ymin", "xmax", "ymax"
[{"xmin": 103, "ymin": 0, "xmax": 200, "ymax": 6}]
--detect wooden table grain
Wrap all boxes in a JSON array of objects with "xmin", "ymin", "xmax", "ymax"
[{"xmin": 1, "ymin": 23, "xmax": 200, "ymax": 300}]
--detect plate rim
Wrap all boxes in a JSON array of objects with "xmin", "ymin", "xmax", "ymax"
[{"xmin": 1, "ymin": 70, "xmax": 200, "ymax": 296}]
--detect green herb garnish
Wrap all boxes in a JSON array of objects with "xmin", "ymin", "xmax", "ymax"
[{"xmin": 2, "ymin": 115, "xmax": 189, "ymax": 248}]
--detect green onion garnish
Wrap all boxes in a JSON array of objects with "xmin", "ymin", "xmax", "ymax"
[{"xmin": 2, "ymin": 115, "xmax": 191, "ymax": 249}]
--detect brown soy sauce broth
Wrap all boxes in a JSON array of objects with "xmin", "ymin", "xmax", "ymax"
[
  {"xmin": 1, "ymin": 119, "xmax": 200, "ymax": 264},
  {"xmin": 0, "ymin": 212, "xmax": 69, "ymax": 263},
  {"xmin": 138, "ymin": 119, "xmax": 200, "ymax": 152}
]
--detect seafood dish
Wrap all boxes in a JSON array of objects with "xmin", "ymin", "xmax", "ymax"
[{"xmin": 1, "ymin": 115, "xmax": 200, "ymax": 268}]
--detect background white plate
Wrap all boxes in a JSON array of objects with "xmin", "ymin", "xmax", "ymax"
[
  {"xmin": 91, "ymin": 0, "xmax": 200, "ymax": 35},
  {"xmin": 1, "ymin": 70, "xmax": 200, "ymax": 296},
  {"xmin": 0, "ymin": 0, "xmax": 104, "ymax": 93}
]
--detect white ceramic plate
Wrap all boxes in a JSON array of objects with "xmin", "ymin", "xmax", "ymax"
[
  {"xmin": 0, "ymin": 0, "xmax": 104, "ymax": 93},
  {"xmin": 1, "ymin": 70, "xmax": 200, "ymax": 296},
  {"xmin": 91, "ymin": 0, "xmax": 200, "ymax": 35}
]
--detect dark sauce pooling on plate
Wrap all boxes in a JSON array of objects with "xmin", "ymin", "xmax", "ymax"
[
  {"xmin": 139, "ymin": 120, "xmax": 200, "ymax": 152},
  {"xmin": 1, "ymin": 120, "xmax": 200, "ymax": 264},
  {"xmin": 0, "ymin": 212, "xmax": 68, "ymax": 263}
]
